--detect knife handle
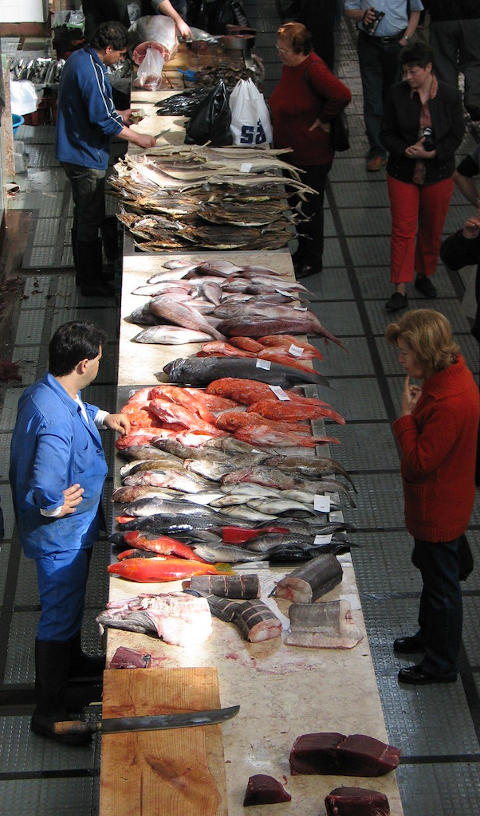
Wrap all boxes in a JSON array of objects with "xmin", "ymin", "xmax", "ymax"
[{"xmin": 54, "ymin": 720, "xmax": 99, "ymax": 736}]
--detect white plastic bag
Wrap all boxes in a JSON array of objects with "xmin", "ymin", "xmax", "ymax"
[
  {"xmin": 128, "ymin": 15, "xmax": 177, "ymax": 57},
  {"xmin": 10, "ymin": 79, "xmax": 38, "ymax": 115},
  {"xmin": 134, "ymin": 46, "xmax": 164, "ymax": 90},
  {"xmin": 229, "ymin": 79, "xmax": 272, "ymax": 146}
]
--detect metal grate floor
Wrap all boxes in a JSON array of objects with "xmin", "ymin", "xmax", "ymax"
[{"xmin": 3, "ymin": 7, "xmax": 480, "ymax": 815}]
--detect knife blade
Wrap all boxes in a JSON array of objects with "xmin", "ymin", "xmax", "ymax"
[{"xmin": 54, "ymin": 704, "xmax": 240, "ymax": 737}]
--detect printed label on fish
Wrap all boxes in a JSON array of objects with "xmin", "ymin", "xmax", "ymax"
[
  {"xmin": 240, "ymin": 162, "xmax": 252, "ymax": 172},
  {"xmin": 314, "ymin": 534, "xmax": 333, "ymax": 545},
  {"xmin": 314, "ymin": 495, "xmax": 331, "ymax": 513},
  {"xmin": 256, "ymin": 359, "xmax": 271, "ymax": 370},
  {"xmin": 288, "ymin": 344, "xmax": 303, "ymax": 357},
  {"xmin": 269, "ymin": 385, "xmax": 291, "ymax": 401}
]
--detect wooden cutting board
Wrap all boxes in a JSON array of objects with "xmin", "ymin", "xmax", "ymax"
[{"xmin": 99, "ymin": 667, "xmax": 228, "ymax": 816}]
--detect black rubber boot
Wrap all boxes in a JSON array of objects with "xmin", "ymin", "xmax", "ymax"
[
  {"xmin": 31, "ymin": 639, "xmax": 92, "ymax": 746},
  {"xmin": 76, "ymin": 239, "xmax": 115, "ymax": 297},
  {"xmin": 68, "ymin": 633, "xmax": 106, "ymax": 683},
  {"xmin": 100, "ymin": 216, "xmax": 121, "ymax": 281}
]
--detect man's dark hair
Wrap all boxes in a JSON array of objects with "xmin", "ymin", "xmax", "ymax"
[
  {"xmin": 400, "ymin": 41, "xmax": 435, "ymax": 70},
  {"xmin": 49, "ymin": 321, "xmax": 108, "ymax": 376},
  {"xmin": 90, "ymin": 21, "xmax": 128, "ymax": 51}
]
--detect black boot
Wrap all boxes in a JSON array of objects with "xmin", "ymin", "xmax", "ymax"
[
  {"xmin": 76, "ymin": 239, "xmax": 115, "ymax": 297},
  {"xmin": 31, "ymin": 639, "xmax": 92, "ymax": 746},
  {"xmin": 69, "ymin": 633, "xmax": 106, "ymax": 682}
]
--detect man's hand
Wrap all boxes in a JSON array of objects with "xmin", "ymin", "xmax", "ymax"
[
  {"xmin": 119, "ymin": 108, "xmax": 133, "ymax": 125},
  {"xmin": 134, "ymin": 132, "xmax": 157, "ymax": 149},
  {"xmin": 104, "ymin": 412, "xmax": 131, "ymax": 435},
  {"xmin": 176, "ymin": 19, "xmax": 192, "ymax": 40},
  {"xmin": 401, "ymin": 375, "xmax": 422, "ymax": 416},
  {"xmin": 57, "ymin": 483, "xmax": 84, "ymax": 517},
  {"xmin": 362, "ymin": 6, "xmax": 377, "ymax": 26},
  {"xmin": 462, "ymin": 214, "xmax": 480, "ymax": 240}
]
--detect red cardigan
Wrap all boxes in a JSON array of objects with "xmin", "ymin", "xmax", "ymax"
[
  {"xmin": 393, "ymin": 355, "xmax": 480, "ymax": 542},
  {"xmin": 269, "ymin": 52, "xmax": 351, "ymax": 167}
]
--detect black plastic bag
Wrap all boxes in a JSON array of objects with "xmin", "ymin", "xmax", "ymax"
[{"xmin": 185, "ymin": 80, "xmax": 233, "ymax": 146}]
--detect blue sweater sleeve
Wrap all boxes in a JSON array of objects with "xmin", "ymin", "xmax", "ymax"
[{"xmin": 80, "ymin": 53, "xmax": 123, "ymax": 137}]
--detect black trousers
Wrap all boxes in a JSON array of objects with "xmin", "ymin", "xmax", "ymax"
[
  {"xmin": 294, "ymin": 162, "xmax": 332, "ymax": 267},
  {"xmin": 61, "ymin": 162, "xmax": 107, "ymax": 245},
  {"xmin": 412, "ymin": 536, "xmax": 465, "ymax": 676}
]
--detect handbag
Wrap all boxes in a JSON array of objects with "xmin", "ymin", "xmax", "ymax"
[{"xmin": 304, "ymin": 68, "xmax": 350, "ymax": 153}]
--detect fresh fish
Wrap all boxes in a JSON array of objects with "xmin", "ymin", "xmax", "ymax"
[
  {"xmin": 163, "ymin": 357, "xmax": 329, "ymax": 388},
  {"xmin": 222, "ymin": 466, "xmax": 297, "ymax": 489},
  {"xmin": 113, "ymin": 486, "xmax": 178, "ymax": 503},
  {"xmin": 185, "ymin": 574, "xmax": 260, "ymax": 599},
  {"xmin": 149, "ymin": 296, "xmax": 224, "ymax": 341},
  {"xmin": 285, "ymin": 599, "xmax": 363, "ymax": 649},
  {"xmin": 234, "ymin": 427, "xmax": 339, "ymax": 449},
  {"xmin": 265, "ymin": 455, "xmax": 357, "ymax": 492},
  {"xmin": 204, "ymin": 436, "xmax": 272, "ymax": 456},
  {"xmin": 258, "ymin": 335, "xmax": 323, "ymax": 359},
  {"xmin": 133, "ymin": 326, "xmax": 212, "ymax": 344},
  {"xmin": 220, "ymin": 483, "xmax": 282, "ymax": 499},
  {"xmin": 247, "ymin": 399, "xmax": 345, "ymax": 425},
  {"xmin": 149, "ymin": 397, "xmax": 224, "ymax": 436},
  {"xmin": 183, "ymin": 458, "xmax": 238, "ymax": 482},
  {"xmin": 219, "ymin": 506, "xmax": 278, "ymax": 523},
  {"xmin": 271, "ymin": 555, "xmax": 343, "ymax": 602},
  {"xmin": 193, "ymin": 544, "xmax": 268, "ymax": 563},
  {"xmin": 120, "ymin": 455, "xmax": 185, "ymax": 476},
  {"xmin": 108, "ymin": 557, "xmax": 227, "ymax": 582},
  {"xmin": 217, "ymin": 315, "xmax": 346, "ymax": 349},
  {"xmin": 124, "ymin": 469, "xmax": 212, "ymax": 494},
  {"xmin": 233, "ymin": 600, "xmax": 283, "ymax": 642},
  {"xmin": 119, "ymin": 509, "xmax": 239, "ymax": 533},
  {"xmin": 246, "ymin": 498, "xmax": 316, "ymax": 515}
]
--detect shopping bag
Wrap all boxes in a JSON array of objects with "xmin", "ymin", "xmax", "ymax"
[
  {"xmin": 229, "ymin": 79, "xmax": 272, "ymax": 146},
  {"xmin": 185, "ymin": 80, "xmax": 233, "ymax": 146},
  {"xmin": 134, "ymin": 46, "xmax": 165, "ymax": 90}
]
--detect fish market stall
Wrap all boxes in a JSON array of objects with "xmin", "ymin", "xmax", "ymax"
[{"xmin": 94, "ymin": 236, "xmax": 405, "ymax": 815}]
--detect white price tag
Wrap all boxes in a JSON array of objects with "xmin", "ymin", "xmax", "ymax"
[
  {"xmin": 314, "ymin": 494, "xmax": 331, "ymax": 513},
  {"xmin": 240, "ymin": 162, "xmax": 252, "ymax": 172},
  {"xmin": 256, "ymin": 359, "xmax": 271, "ymax": 370},
  {"xmin": 288, "ymin": 343, "xmax": 303, "ymax": 357},
  {"xmin": 314, "ymin": 534, "xmax": 333, "ymax": 545},
  {"xmin": 268, "ymin": 385, "xmax": 291, "ymax": 401}
]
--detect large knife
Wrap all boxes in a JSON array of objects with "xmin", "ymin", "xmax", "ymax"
[{"xmin": 54, "ymin": 704, "xmax": 239, "ymax": 737}]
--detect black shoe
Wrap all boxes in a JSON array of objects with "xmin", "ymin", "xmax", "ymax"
[
  {"xmin": 414, "ymin": 275, "xmax": 437, "ymax": 298},
  {"xmin": 398, "ymin": 664, "xmax": 457, "ymax": 685},
  {"xmin": 295, "ymin": 264, "xmax": 316, "ymax": 279},
  {"xmin": 31, "ymin": 707, "xmax": 92, "ymax": 746},
  {"xmin": 393, "ymin": 634, "xmax": 425, "ymax": 654},
  {"xmin": 385, "ymin": 291, "xmax": 408, "ymax": 312}
]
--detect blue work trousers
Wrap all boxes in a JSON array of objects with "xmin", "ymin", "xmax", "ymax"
[
  {"xmin": 36, "ymin": 547, "xmax": 92, "ymax": 641},
  {"xmin": 357, "ymin": 31, "xmax": 401, "ymax": 156}
]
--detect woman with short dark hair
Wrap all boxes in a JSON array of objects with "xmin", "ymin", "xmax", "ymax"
[
  {"xmin": 385, "ymin": 309, "xmax": 479, "ymax": 684},
  {"xmin": 269, "ymin": 22, "xmax": 351, "ymax": 279},
  {"xmin": 381, "ymin": 41, "xmax": 465, "ymax": 312}
]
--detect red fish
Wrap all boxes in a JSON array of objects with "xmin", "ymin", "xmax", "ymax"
[
  {"xmin": 256, "ymin": 349, "xmax": 323, "ymax": 375},
  {"xmin": 216, "ymin": 410, "xmax": 310, "ymax": 435},
  {"xmin": 221, "ymin": 526, "xmax": 289, "ymax": 544},
  {"xmin": 197, "ymin": 341, "xmax": 256, "ymax": 359},
  {"xmin": 149, "ymin": 397, "xmax": 225, "ymax": 436},
  {"xmin": 123, "ymin": 531, "xmax": 206, "ymax": 561},
  {"xmin": 247, "ymin": 399, "xmax": 346, "ymax": 425},
  {"xmin": 108, "ymin": 557, "xmax": 225, "ymax": 582},
  {"xmin": 258, "ymin": 335, "xmax": 323, "ymax": 360},
  {"xmin": 229, "ymin": 337, "xmax": 265, "ymax": 353},
  {"xmin": 234, "ymin": 426, "xmax": 340, "ymax": 448}
]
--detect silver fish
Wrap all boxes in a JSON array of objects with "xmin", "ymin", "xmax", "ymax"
[
  {"xmin": 150, "ymin": 297, "xmax": 224, "ymax": 341},
  {"xmin": 183, "ymin": 458, "xmax": 237, "ymax": 482},
  {"xmin": 218, "ymin": 506, "xmax": 277, "ymax": 523},
  {"xmin": 193, "ymin": 544, "xmax": 268, "ymax": 563},
  {"xmin": 133, "ymin": 326, "xmax": 212, "ymax": 344},
  {"xmin": 246, "ymin": 498, "xmax": 316, "ymax": 515},
  {"xmin": 124, "ymin": 469, "xmax": 212, "ymax": 494}
]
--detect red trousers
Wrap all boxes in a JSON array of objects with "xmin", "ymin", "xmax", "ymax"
[{"xmin": 387, "ymin": 175, "xmax": 454, "ymax": 284}]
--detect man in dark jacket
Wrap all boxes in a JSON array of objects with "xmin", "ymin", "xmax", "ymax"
[
  {"xmin": 423, "ymin": 1, "xmax": 480, "ymax": 122},
  {"xmin": 56, "ymin": 21, "xmax": 156, "ymax": 297}
]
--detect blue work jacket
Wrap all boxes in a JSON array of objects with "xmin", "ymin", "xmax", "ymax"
[
  {"xmin": 56, "ymin": 45, "xmax": 123, "ymax": 169},
  {"xmin": 9, "ymin": 373, "xmax": 108, "ymax": 558}
]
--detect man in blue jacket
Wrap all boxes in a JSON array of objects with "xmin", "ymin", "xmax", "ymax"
[
  {"xmin": 9, "ymin": 321, "xmax": 130, "ymax": 744},
  {"xmin": 56, "ymin": 21, "xmax": 156, "ymax": 297}
]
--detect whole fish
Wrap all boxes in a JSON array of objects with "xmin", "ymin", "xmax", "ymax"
[
  {"xmin": 122, "ymin": 531, "xmax": 204, "ymax": 561},
  {"xmin": 234, "ymin": 427, "xmax": 339, "ymax": 449},
  {"xmin": 164, "ymin": 357, "xmax": 329, "ymax": 388},
  {"xmin": 149, "ymin": 397, "xmax": 224, "ymax": 436},
  {"xmin": 247, "ymin": 399, "xmax": 346, "ymax": 425},
  {"xmin": 153, "ymin": 438, "xmax": 232, "ymax": 461},
  {"xmin": 204, "ymin": 436, "xmax": 272, "ymax": 456},
  {"xmin": 217, "ymin": 506, "xmax": 277, "ymax": 523},
  {"xmin": 246, "ymin": 498, "xmax": 316, "ymax": 516},
  {"xmin": 217, "ymin": 314, "xmax": 346, "ymax": 350},
  {"xmin": 222, "ymin": 466, "xmax": 297, "ymax": 489},
  {"xmin": 265, "ymin": 455, "xmax": 357, "ymax": 492},
  {"xmin": 220, "ymin": 483, "xmax": 282, "ymax": 498},
  {"xmin": 133, "ymin": 326, "xmax": 212, "ymax": 344},
  {"xmin": 184, "ymin": 458, "xmax": 238, "ymax": 482},
  {"xmin": 193, "ymin": 544, "xmax": 268, "ymax": 564},
  {"xmin": 124, "ymin": 469, "xmax": 212, "ymax": 494},
  {"xmin": 150, "ymin": 296, "xmax": 224, "ymax": 341},
  {"xmin": 118, "ymin": 509, "xmax": 239, "ymax": 532},
  {"xmin": 113, "ymin": 486, "xmax": 179, "ymax": 503},
  {"xmin": 108, "ymin": 557, "xmax": 226, "ymax": 582},
  {"xmin": 120, "ymin": 455, "xmax": 185, "ymax": 476}
]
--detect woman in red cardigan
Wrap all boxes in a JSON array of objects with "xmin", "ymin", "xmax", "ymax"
[
  {"xmin": 385, "ymin": 309, "xmax": 479, "ymax": 685},
  {"xmin": 270, "ymin": 22, "xmax": 351, "ymax": 279}
]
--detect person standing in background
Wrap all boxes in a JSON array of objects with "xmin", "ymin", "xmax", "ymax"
[
  {"xmin": 381, "ymin": 41, "xmax": 464, "ymax": 312},
  {"xmin": 343, "ymin": 0, "xmax": 423, "ymax": 171},
  {"xmin": 9, "ymin": 322, "xmax": 130, "ymax": 744},
  {"xmin": 270, "ymin": 22, "xmax": 351, "ymax": 279},
  {"xmin": 385, "ymin": 309, "xmax": 479, "ymax": 685},
  {"xmin": 83, "ymin": 0, "xmax": 192, "ymax": 41},
  {"xmin": 282, "ymin": 0, "xmax": 338, "ymax": 69},
  {"xmin": 422, "ymin": 1, "xmax": 480, "ymax": 127},
  {"xmin": 56, "ymin": 21, "xmax": 156, "ymax": 297}
]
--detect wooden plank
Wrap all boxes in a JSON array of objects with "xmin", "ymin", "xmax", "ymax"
[{"xmin": 100, "ymin": 667, "xmax": 228, "ymax": 816}]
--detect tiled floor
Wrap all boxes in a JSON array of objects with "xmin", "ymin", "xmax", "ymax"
[{"xmin": 1, "ymin": 5, "xmax": 480, "ymax": 814}]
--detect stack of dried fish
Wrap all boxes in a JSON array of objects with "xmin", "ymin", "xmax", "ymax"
[
  {"xmin": 189, "ymin": 63, "xmax": 256, "ymax": 88},
  {"xmin": 110, "ymin": 146, "xmax": 314, "ymax": 251}
]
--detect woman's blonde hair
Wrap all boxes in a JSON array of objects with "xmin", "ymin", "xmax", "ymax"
[
  {"xmin": 277, "ymin": 22, "xmax": 312, "ymax": 55},
  {"xmin": 385, "ymin": 309, "xmax": 459, "ymax": 375}
]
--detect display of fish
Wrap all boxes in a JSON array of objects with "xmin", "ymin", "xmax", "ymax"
[
  {"xmin": 265, "ymin": 455, "xmax": 357, "ymax": 492},
  {"xmin": 123, "ymin": 470, "xmax": 213, "ymax": 494},
  {"xmin": 193, "ymin": 543, "xmax": 268, "ymax": 563},
  {"xmin": 108, "ymin": 557, "xmax": 227, "ymax": 582},
  {"xmin": 247, "ymin": 399, "xmax": 346, "ymax": 425},
  {"xmin": 149, "ymin": 296, "xmax": 225, "ymax": 341},
  {"xmin": 163, "ymin": 357, "xmax": 329, "ymax": 388},
  {"xmin": 133, "ymin": 326, "xmax": 213, "ymax": 344}
]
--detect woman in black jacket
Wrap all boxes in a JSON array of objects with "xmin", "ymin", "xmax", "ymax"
[{"xmin": 380, "ymin": 41, "xmax": 464, "ymax": 312}]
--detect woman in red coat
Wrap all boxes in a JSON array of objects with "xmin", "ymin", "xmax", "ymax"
[
  {"xmin": 385, "ymin": 309, "xmax": 479, "ymax": 684},
  {"xmin": 269, "ymin": 22, "xmax": 351, "ymax": 279}
]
